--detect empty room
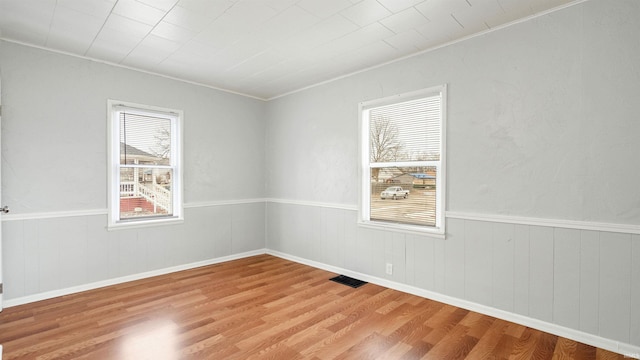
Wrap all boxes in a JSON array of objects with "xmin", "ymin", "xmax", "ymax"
[{"xmin": 0, "ymin": 0, "xmax": 638, "ymax": 358}]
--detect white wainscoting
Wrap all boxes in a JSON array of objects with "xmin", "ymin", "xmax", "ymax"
[
  {"xmin": 266, "ymin": 200, "xmax": 640, "ymax": 357},
  {"xmin": 1, "ymin": 200, "xmax": 266, "ymax": 306}
]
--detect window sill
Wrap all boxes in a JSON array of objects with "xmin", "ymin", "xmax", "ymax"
[
  {"xmin": 108, "ymin": 216, "xmax": 184, "ymax": 231},
  {"xmin": 357, "ymin": 220, "xmax": 445, "ymax": 239}
]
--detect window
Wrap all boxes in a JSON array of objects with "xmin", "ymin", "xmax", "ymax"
[
  {"xmin": 359, "ymin": 86, "xmax": 446, "ymax": 236},
  {"xmin": 108, "ymin": 100, "xmax": 183, "ymax": 229}
]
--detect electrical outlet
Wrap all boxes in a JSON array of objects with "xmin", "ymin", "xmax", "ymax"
[{"xmin": 386, "ymin": 263, "xmax": 393, "ymax": 275}]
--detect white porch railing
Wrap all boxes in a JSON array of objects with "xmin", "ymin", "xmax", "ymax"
[
  {"xmin": 139, "ymin": 183, "xmax": 171, "ymax": 213},
  {"xmin": 120, "ymin": 181, "xmax": 171, "ymax": 213},
  {"xmin": 120, "ymin": 182, "xmax": 136, "ymax": 197}
]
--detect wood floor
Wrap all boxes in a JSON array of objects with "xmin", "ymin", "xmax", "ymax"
[{"xmin": 0, "ymin": 254, "xmax": 627, "ymax": 359}]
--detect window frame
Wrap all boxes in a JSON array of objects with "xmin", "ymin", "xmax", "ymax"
[
  {"xmin": 358, "ymin": 85, "xmax": 447, "ymax": 237},
  {"xmin": 107, "ymin": 100, "xmax": 184, "ymax": 230}
]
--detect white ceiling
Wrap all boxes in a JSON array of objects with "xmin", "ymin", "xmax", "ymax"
[{"xmin": 0, "ymin": 0, "xmax": 578, "ymax": 100}]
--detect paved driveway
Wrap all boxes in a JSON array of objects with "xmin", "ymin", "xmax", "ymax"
[{"xmin": 370, "ymin": 189, "xmax": 436, "ymax": 226}]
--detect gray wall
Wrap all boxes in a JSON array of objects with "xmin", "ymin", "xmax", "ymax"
[
  {"xmin": 267, "ymin": 0, "xmax": 640, "ymax": 224},
  {"xmin": 265, "ymin": 0, "xmax": 640, "ymax": 349},
  {"xmin": 0, "ymin": 40, "xmax": 266, "ymax": 301}
]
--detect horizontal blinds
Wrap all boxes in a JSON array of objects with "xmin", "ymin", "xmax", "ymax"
[
  {"xmin": 119, "ymin": 111, "xmax": 171, "ymax": 166},
  {"xmin": 369, "ymin": 95, "xmax": 441, "ymax": 163}
]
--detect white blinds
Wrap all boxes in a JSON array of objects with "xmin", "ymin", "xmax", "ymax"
[
  {"xmin": 369, "ymin": 95, "xmax": 441, "ymax": 164},
  {"xmin": 119, "ymin": 111, "xmax": 172, "ymax": 166}
]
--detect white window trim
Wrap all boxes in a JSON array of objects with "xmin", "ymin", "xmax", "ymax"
[
  {"xmin": 107, "ymin": 100, "xmax": 184, "ymax": 230},
  {"xmin": 358, "ymin": 85, "xmax": 447, "ymax": 238}
]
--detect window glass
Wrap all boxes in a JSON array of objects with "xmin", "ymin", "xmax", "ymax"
[
  {"xmin": 108, "ymin": 101, "xmax": 182, "ymax": 228},
  {"xmin": 370, "ymin": 166, "xmax": 437, "ymax": 227},
  {"xmin": 360, "ymin": 86, "xmax": 446, "ymax": 235}
]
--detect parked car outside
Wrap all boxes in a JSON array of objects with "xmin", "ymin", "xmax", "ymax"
[{"xmin": 380, "ymin": 186, "xmax": 409, "ymax": 200}]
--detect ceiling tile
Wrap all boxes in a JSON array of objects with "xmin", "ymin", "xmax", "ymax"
[
  {"xmin": 163, "ymin": 5, "xmax": 218, "ymax": 32},
  {"xmin": 278, "ymin": 14, "xmax": 359, "ymax": 54},
  {"xmin": 194, "ymin": 14, "xmax": 255, "ymax": 52},
  {"xmin": 0, "ymin": 0, "xmax": 57, "ymax": 21},
  {"xmin": 156, "ymin": 53, "xmax": 216, "ymax": 82},
  {"xmin": 0, "ymin": 21, "xmax": 50, "ymax": 46},
  {"xmin": 226, "ymin": 49, "xmax": 287, "ymax": 78},
  {"xmin": 190, "ymin": 1, "xmax": 280, "ymax": 49},
  {"xmin": 151, "ymin": 21, "xmax": 196, "ymax": 43},
  {"xmin": 86, "ymin": 29, "xmax": 140, "ymax": 63},
  {"xmin": 103, "ymin": 13, "xmax": 153, "ymax": 39},
  {"xmin": 214, "ymin": 36, "xmax": 273, "ymax": 70},
  {"xmin": 340, "ymin": 0, "xmax": 392, "ymax": 27},
  {"xmin": 86, "ymin": 14, "xmax": 151, "ymax": 63},
  {"xmin": 415, "ymin": 0, "xmax": 471, "ymax": 21},
  {"xmin": 451, "ymin": 0, "xmax": 502, "ymax": 32},
  {"xmin": 57, "ymin": 0, "xmax": 115, "ymax": 18},
  {"xmin": 137, "ymin": 34, "xmax": 183, "ymax": 54},
  {"xmin": 0, "ymin": 0, "xmax": 56, "ymax": 45},
  {"xmin": 415, "ymin": 15, "xmax": 469, "ymax": 44},
  {"xmin": 297, "ymin": 0, "xmax": 353, "ymax": 19},
  {"xmin": 262, "ymin": 0, "xmax": 299, "ymax": 12},
  {"xmin": 313, "ymin": 21, "xmax": 395, "ymax": 57},
  {"xmin": 137, "ymin": 0, "xmax": 179, "ymax": 12},
  {"xmin": 176, "ymin": 0, "xmax": 234, "ymax": 15},
  {"xmin": 384, "ymin": 29, "xmax": 428, "ymax": 53},
  {"xmin": 50, "ymin": 5, "xmax": 104, "ymax": 37},
  {"xmin": 494, "ymin": 0, "xmax": 573, "ymax": 23},
  {"xmin": 243, "ymin": 57, "xmax": 315, "ymax": 86},
  {"xmin": 379, "ymin": 6, "xmax": 429, "ymax": 34},
  {"xmin": 0, "ymin": 24, "xmax": 49, "ymax": 46},
  {"xmin": 255, "ymin": 5, "xmax": 320, "ymax": 44},
  {"xmin": 112, "ymin": 0, "xmax": 166, "ymax": 26},
  {"xmin": 45, "ymin": 29, "xmax": 96, "ymax": 54},
  {"xmin": 224, "ymin": 1, "xmax": 279, "ymax": 26},
  {"xmin": 178, "ymin": 39, "xmax": 220, "ymax": 58},
  {"xmin": 336, "ymin": 39, "xmax": 398, "ymax": 70},
  {"xmin": 491, "ymin": 0, "xmax": 535, "ymax": 23},
  {"xmin": 376, "ymin": 0, "xmax": 426, "ymax": 14},
  {"xmin": 528, "ymin": 0, "xmax": 574, "ymax": 13},
  {"xmin": 122, "ymin": 42, "xmax": 174, "ymax": 68}
]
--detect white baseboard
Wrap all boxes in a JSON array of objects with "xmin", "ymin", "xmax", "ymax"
[
  {"xmin": 266, "ymin": 250, "xmax": 640, "ymax": 359},
  {"xmin": 3, "ymin": 249, "xmax": 267, "ymax": 308}
]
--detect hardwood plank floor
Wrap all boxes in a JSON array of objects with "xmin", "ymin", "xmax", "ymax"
[{"xmin": 0, "ymin": 254, "xmax": 627, "ymax": 359}]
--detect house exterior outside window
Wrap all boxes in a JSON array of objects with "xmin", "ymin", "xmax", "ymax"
[
  {"xmin": 108, "ymin": 100, "xmax": 183, "ymax": 229},
  {"xmin": 359, "ymin": 86, "xmax": 446, "ymax": 236}
]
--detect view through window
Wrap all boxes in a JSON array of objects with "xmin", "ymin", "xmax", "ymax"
[
  {"xmin": 360, "ymin": 86, "xmax": 445, "ymax": 233},
  {"xmin": 108, "ymin": 101, "xmax": 182, "ymax": 228}
]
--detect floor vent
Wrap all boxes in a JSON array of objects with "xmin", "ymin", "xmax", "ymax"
[{"xmin": 329, "ymin": 275, "xmax": 367, "ymax": 288}]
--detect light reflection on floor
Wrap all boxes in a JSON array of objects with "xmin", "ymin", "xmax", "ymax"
[{"xmin": 120, "ymin": 320, "xmax": 179, "ymax": 360}]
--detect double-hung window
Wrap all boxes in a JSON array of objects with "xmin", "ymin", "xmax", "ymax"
[
  {"xmin": 108, "ymin": 100, "xmax": 183, "ymax": 229},
  {"xmin": 359, "ymin": 86, "xmax": 446, "ymax": 236}
]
